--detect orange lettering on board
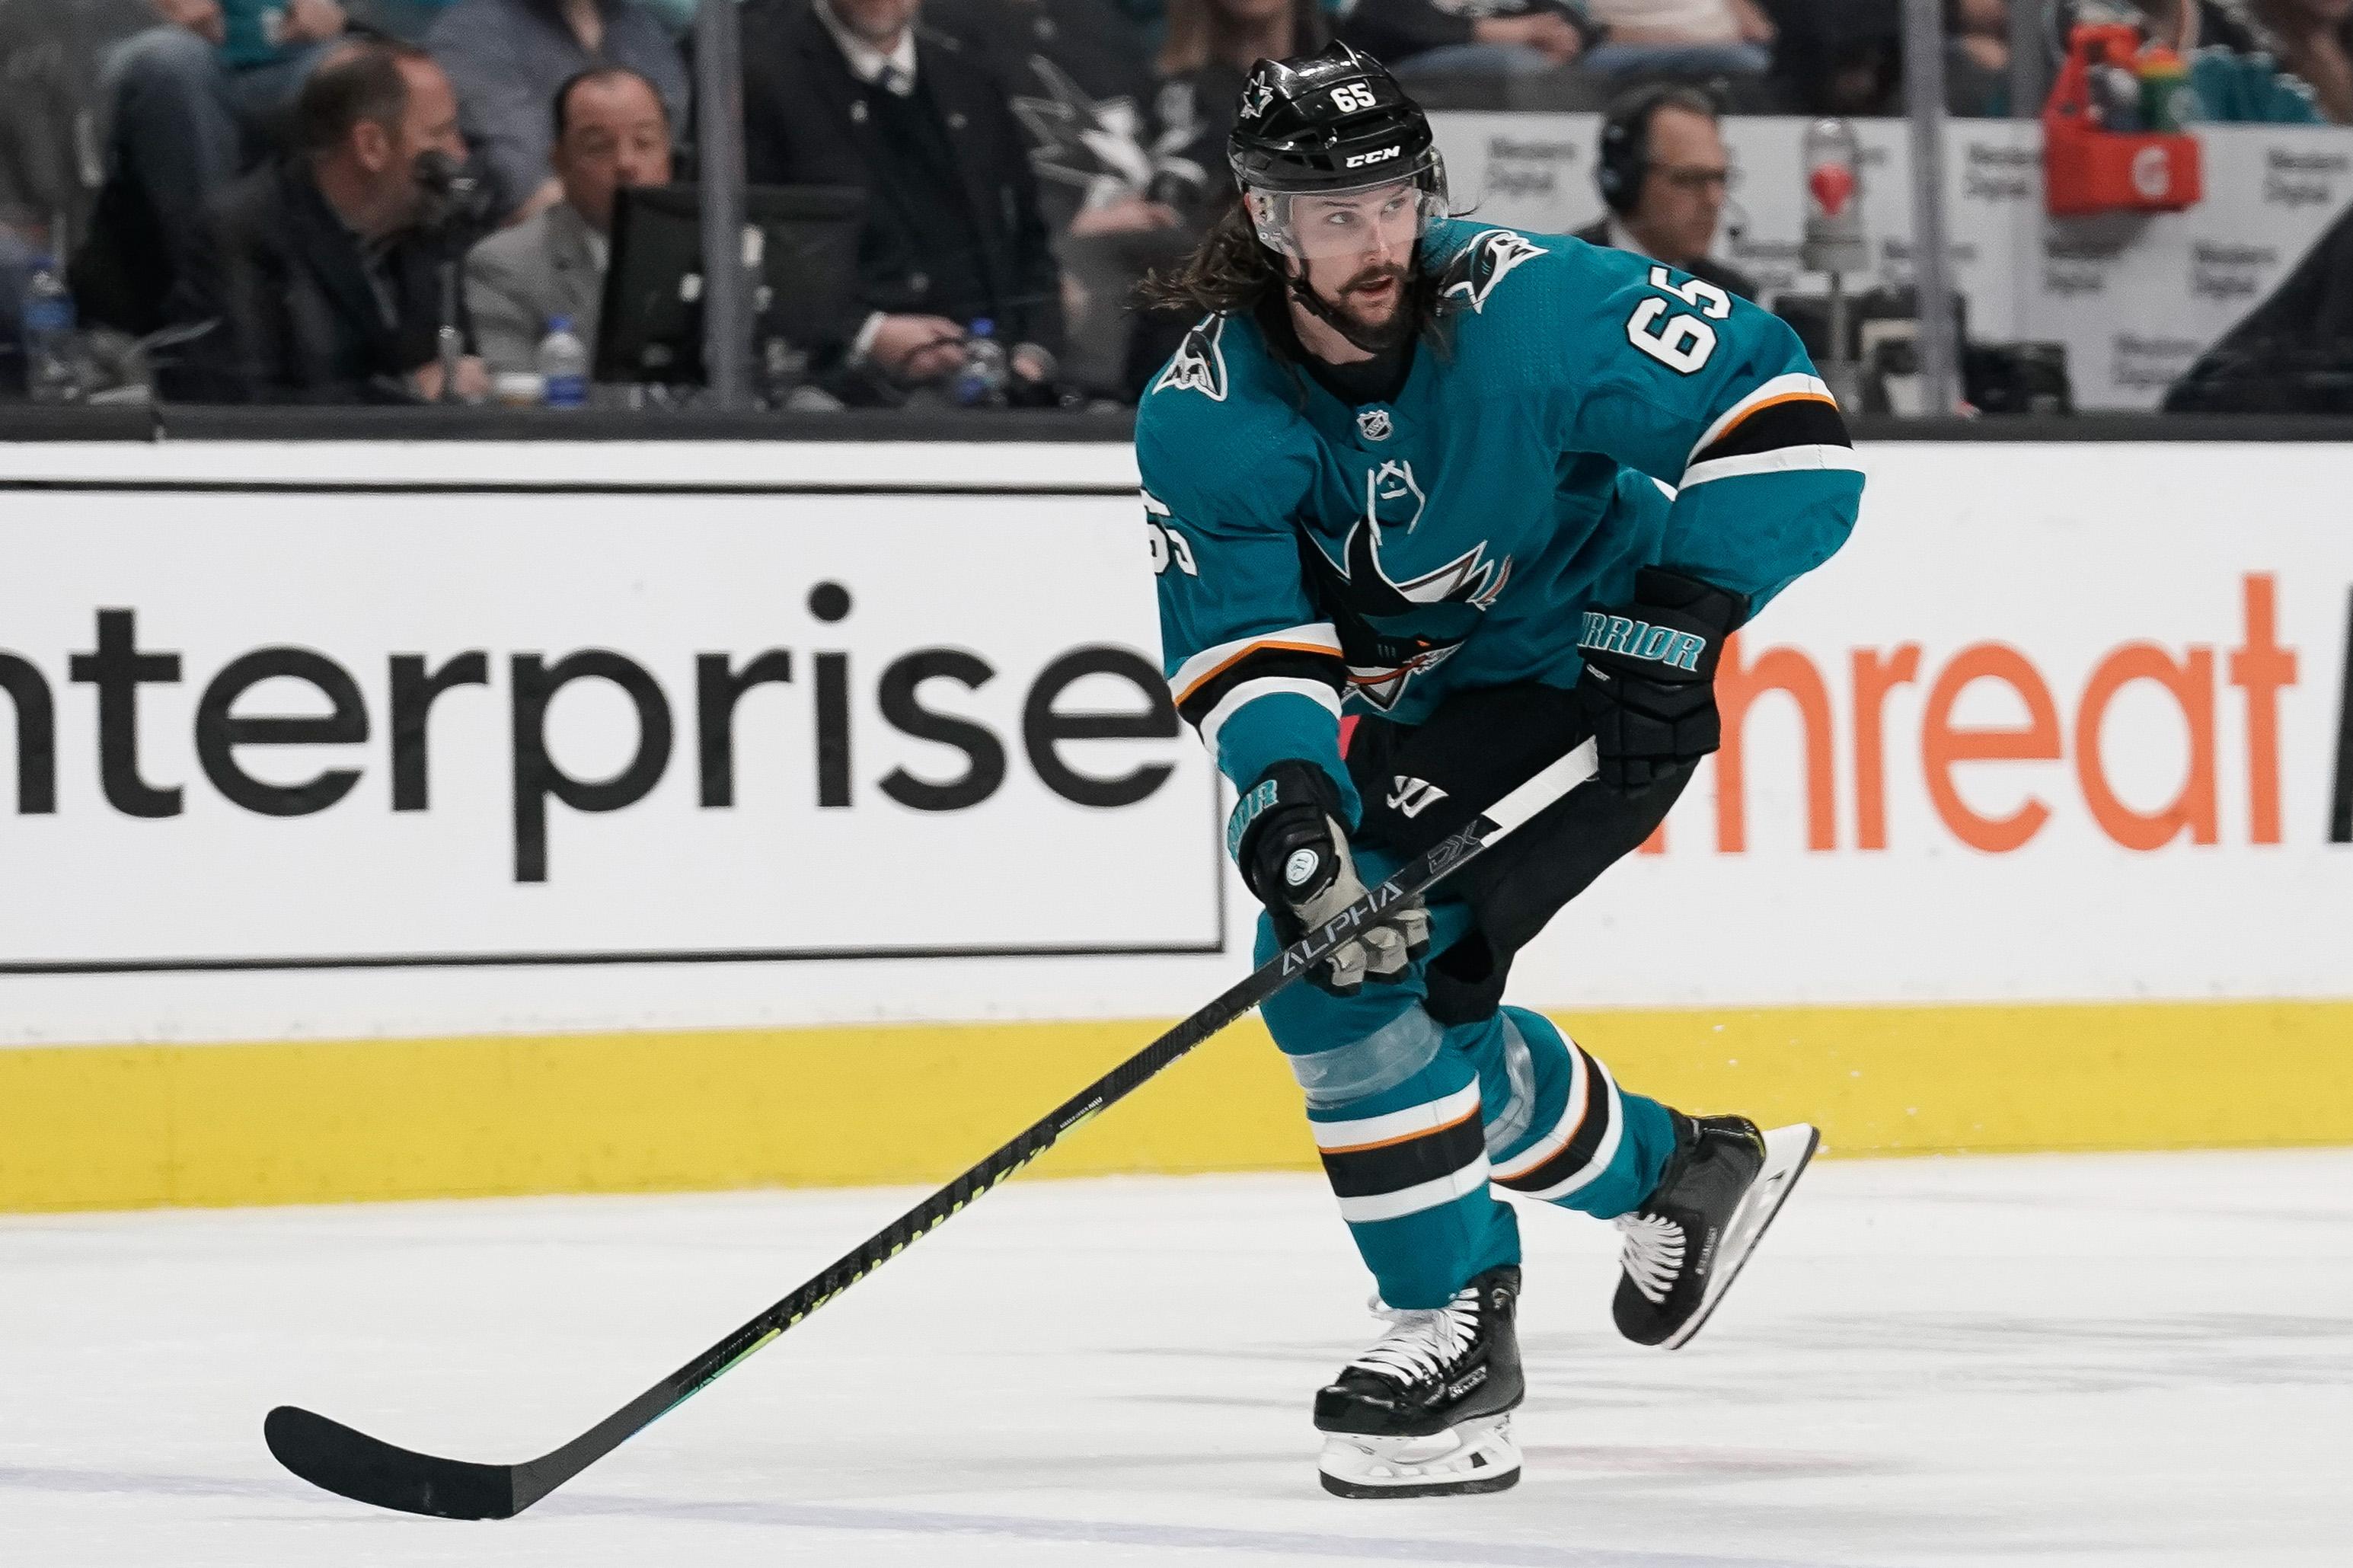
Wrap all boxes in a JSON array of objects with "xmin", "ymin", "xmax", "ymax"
[
  {"xmin": 1637, "ymin": 822, "xmax": 1667, "ymax": 855},
  {"xmin": 2227, "ymin": 573, "xmax": 2296, "ymax": 846},
  {"xmin": 1920, "ymin": 643, "xmax": 2061, "ymax": 854},
  {"xmin": 1851, "ymin": 645, "xmax": 1922, "ymax": 851},
  {"xmin": 2076, "ymin": 643, "xmax": 2218, "ymax": 851},
  {"xmin": 1714, "ymin": 634, "xmax": 1837, "ymax": 853}
]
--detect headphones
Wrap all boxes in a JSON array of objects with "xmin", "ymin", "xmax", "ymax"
[{"xmin": 1595, "ymin": 83, "xmax": 1719, "ymax": 216}]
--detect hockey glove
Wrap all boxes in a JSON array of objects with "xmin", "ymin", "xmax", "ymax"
[
  {"xmin": 1575, "ymin": 567, "xmax": 1749, "ymax": 791},
  {"xmin": 1230, "ymin": 760, "xmax": 1429, "ymax": 995}
]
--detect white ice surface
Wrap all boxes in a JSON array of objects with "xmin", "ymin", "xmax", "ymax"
[{"xmin": 2, "ymin": 1150, "xmax": 2348, "ymax": 1567}]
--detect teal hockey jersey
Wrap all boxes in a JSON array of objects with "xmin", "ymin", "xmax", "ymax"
[{"xmin": 1136, "ymin": 217, "xmax": 1866, "ymax": 822}]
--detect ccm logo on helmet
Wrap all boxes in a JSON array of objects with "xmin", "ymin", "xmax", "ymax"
[{"xmin": 1346, "ymin": 145, "xmax": 1402, "ymax": 169}]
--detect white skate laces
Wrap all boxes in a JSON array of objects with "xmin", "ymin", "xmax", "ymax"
[
  {"xmin": 1614, "ymin": 1212, "xmax": 1685, "ymax": 1305},
  {"xmin": 1349, "ymin": 1287, "xmax": 1480, "ymax": 1384}
]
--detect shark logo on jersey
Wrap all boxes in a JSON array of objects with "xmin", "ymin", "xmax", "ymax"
[
  {"xmin": 1153, "ymin": 316, "xmax": 1229, "ymax": 401},
  {"xmin": 1352, "ymin": 530, "xmax": 1511, "ymax": 612},
  {"xmin": 1305, "ymin": 519, "xmax": 1514, "ymax": 710},
  {"xmin": 1365, "ymin": 459, "xmax": 1424, "ymax": 531},
  {"xmin": 1438, "ymin": 228, "xmax": 1547, "ymax": 316}
]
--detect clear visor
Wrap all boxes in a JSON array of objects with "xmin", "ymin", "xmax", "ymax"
[{"xmin": 1246, "ymin": 173, "xmax": 1447, "ymax": 263}]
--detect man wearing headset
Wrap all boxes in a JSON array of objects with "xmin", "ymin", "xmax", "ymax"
[
  {"xmin": 1576, "ymin": 84, "xmax": 1759, "ymax": 304},
  {"xmin": 1138, "ymin": 45, "xmax": 1858, "ymax": 1497}
]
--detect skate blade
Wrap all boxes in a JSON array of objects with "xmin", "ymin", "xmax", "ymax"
[
  {"xmin": 1661, "ymin": 1122, "xmax": 1819, "ymax": 1352},
  {"xmin": 1317, "ymin": 1415, "xmax": 1521, "ymax": 1499}
]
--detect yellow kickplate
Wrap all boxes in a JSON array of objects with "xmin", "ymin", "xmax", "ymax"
[{"xmin": 2, "ymin": 1000, "xmax": 2345, "ymax": 1213}]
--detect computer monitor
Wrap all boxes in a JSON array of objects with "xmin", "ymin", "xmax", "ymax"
[
  {"xmin": 594, "ymin": 184, "xmax": 866, "ymax": 386},
  {"xmin": 1770, "ymin": 284, "xmax": 1968, "ymax": 368}
]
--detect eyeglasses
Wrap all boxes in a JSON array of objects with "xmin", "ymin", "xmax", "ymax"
[{"xmin": 1649, "ymin": 163, "xmax": 1735, "ymax": 195}]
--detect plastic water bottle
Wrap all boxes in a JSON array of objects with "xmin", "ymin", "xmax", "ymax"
[
  {"xmin": 20, "ymin": 257, "xmax": 79, "ymax": 405},
  {"xmin": 952, "ymin": 318, "xmax": 1009, "ymax": 408},
  {"xmin": 537, "ymin": 316, "xmax": 588, "ymax": 408}
]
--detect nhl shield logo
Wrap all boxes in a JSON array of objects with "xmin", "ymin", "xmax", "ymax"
[
  {"xmin": 1357, "ymin": 407, "xmax": 1394, "ymax": 442},
  {"xmin": 1365, "ymin": 458, "xmax": 1424, "ymax": 531}
]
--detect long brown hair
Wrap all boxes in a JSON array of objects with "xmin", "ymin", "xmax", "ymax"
[
  {"xmin": 1138, "ymin": 201, "xmax": 1280, "ymax": 318},
  {"xmin": 1138, "ymin": 203, "xmax": 1451, "ymax": 364}
]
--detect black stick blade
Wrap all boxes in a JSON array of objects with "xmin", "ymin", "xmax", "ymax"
[{"xmin": 265, "ymin": 1405, "xmax": 520, "ymax": 1520}]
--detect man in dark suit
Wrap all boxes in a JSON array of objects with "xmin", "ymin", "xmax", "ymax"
[
  {"xmin": 164, "ymin": 40, "xmax": 487, "ymax": 403},
  {"xmin": 741, "ymin": 0, "xmax": 1065, "ymax": 396},
  {"xmin": 1576, "ymin": 85, "xmax": 1758, "ymax": 305}
]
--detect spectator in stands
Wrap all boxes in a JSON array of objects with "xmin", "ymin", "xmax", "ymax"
[
  {"xmin": 1336, "ymin": 0, "xmax": 1585, "ymax": 81},
  {"xmin": 73, "ymin": 0, "xmax": 356, "ymax": 335},
  {"xmin": 1948, "ymin": 0, "xmax": 2014, "ymax": 114},
  {"xmin": 1759, "ymin": 0, "xmax": 1897, "ymax": 114},
  {"xmin": 2236, "ymin": 0, "xmax": 2353, "ymax": 120},
  {"xmin": 1579, "ymin": 0, "xmax": 1775, "ymax": 80},
  {"xmin": 426, "ymin": 0, "xmax": 689, "ymax": 225},
  {"xmin": 1574, "ymin": 85, "xmax": 1756, "ymax": 301},
  {"xmin": 164, "ymin": 42, "xmax": 487, "ymax": 401},
  {"xmin": 2068, "ymin": 1, "xmax": 2333, "ymax": 120},
  {"xmin": 2, "ymin": 0, "xmax": 137, "ymax": 286},
  {"xmin": 932, "ymin": 0, "xmax": 1215, "ymax": 394},
  {"xmin": 740, "ymin": 0, "xmax": 1066, "ymax": 401},
  {"xmin": 465, "ymin": 65, "xmax": 671, "ymax": 375},
  {"xmin": 1155, "ymin": 0, "xmax": 1329, "ymax": 204},
  {"xmin": 351, "ymin": 0, "xmax": 465, "ymax": 40},
  {"xmin": 934, "ymin": 0, "xmax": 1209, "ymax": 235},
  {"xmin": 634, "ymin": 0, "xmax": 699, "ymax": 30}
]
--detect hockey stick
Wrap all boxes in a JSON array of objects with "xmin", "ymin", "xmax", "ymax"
[{"xmin": 263, "ymin": 739, "xmax": 1600, "ymax": 1520}]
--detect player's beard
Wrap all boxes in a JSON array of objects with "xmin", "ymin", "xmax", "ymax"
[{"xmin": 1305, "ymin": 260, "xmax": 1415, "ymax": 353}]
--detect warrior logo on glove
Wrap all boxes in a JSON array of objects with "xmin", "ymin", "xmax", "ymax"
[
  {"xmin": 1574, "ymin": 567, "xmax": 1749, "ymax": 794},
  {"xmin": 1576, "ymin": 613, "xmax": 1710, "ymax": 674}
]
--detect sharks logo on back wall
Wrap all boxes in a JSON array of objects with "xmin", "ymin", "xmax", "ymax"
[{"xmin": 1008, "ymin": 57, "xmax": 1208, "ymax": 218}]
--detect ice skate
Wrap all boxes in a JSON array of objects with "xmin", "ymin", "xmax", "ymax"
[
  {"xmin": 1314, "ymin": 1265, "xmax": 1524, "ymax": 1498},
  {"xmin": 1613, "ymin": 1116, "xmax": 1818, "ymax": 1350}
]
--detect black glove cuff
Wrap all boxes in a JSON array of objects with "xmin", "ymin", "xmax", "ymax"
[
  {"xmin": 1228, "ymin": 759, "xmax": 1345, "ymax": 903},
  {"xmin": 1636, "ymin": 566, "xmax": 1749, "ymax": 634}
]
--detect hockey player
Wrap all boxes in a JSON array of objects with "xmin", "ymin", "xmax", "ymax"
[{"xmin": 1137, "ymin": 44, "xmax": 1864, "ymax": 1498}]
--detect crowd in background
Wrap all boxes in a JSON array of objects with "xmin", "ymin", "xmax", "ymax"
[{"xmin": 2, "ymin": 0, "xmax": 2353, "ymax": 407}]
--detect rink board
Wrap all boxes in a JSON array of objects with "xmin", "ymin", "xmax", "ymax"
[
  {"xmin": 2, "ymin": 438, "xmax": 2350, "ymax": 1211},
  {"xmin": 3, "ymin": 1002, "xmax": 2351, "ymax": 1212}
]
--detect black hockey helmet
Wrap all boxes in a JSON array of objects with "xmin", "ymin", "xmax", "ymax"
[{"xmin": 1228, "ymin": 43, "xmax": 1447, "ymax": 258}]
